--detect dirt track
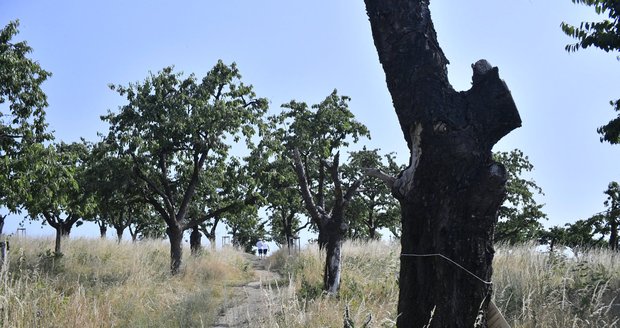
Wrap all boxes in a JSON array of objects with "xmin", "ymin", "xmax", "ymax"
[{"xmin": 211, "ymin": 255, "xmax": 285, "ymax": 327}]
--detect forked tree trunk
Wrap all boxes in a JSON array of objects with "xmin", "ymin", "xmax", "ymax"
[
  {"xmin": 292, "ymin": 149, "xmax": 361, "ymax": 294},
  {"xmin": 167, "ymin": 226, "xmax": 183, "ymax": 274},
  {"xmin": 365, "ymin": 1, "xmax": 521, "ymax": 326}
]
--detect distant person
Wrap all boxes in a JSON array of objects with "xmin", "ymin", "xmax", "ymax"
[
  {"xmin": 256, "ymin": 240, "xmax": 264, "ymax": 258},
  {"xmin": 260, "ymin": 241, "xmax": 269, "ymax": 258}
]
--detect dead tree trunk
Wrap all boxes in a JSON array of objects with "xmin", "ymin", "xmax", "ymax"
[{"xmin": 364, "ymin": 1, "xmax": 521, "ymax": 326}]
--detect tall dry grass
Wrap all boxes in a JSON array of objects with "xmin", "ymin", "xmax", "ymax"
[
  {"xmin": 0, "ymin": 236, "xmax": 254, "ymax": 327},
  {"xmin": 266, "ymin": 241, "xmax": 620, "ymax": 328},
  {"xmin": 1, "ymin": 237, "xmax": 618, "ymax": 327}
]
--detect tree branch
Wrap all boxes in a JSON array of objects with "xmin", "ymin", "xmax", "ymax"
[
  {"xmin": 292, "ymin": 148, "xmax": 324, "ymax": 225},
  {"xmin": 362, "ymin": 168, "xmax": 396, "ymax": 189}
]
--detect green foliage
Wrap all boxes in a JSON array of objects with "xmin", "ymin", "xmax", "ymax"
[
  {"xmin": 493, "ymin": 149, "xmax": 547, "ymax": 243},
  {"xmin": 102, "ymin": 60, "xmax": 268, "ymax": 235},
  {"xmin": 561, "ymin": 0, "xmax": 620, "ymax": 53},
  {"xmin": 19, "ymin": 141, "xmax": 96, "ymax": 252},
  {"xmin": 0, "ymin": 20, "xmax": 52, "ymax": 225},
  {"xmin": 271, "ymin": 90, "xmax": 370, "ymax": 235},
  {"xmin": 561, "ymin": 0, "xmax": 620, "ymax": 144},
  {"xmin": 342, "ymin": 147, "xmax": 402, "ymax": 240},
  {"xmin": 597, "ymin": 181, "xmax": 620, "ymax": 249}
]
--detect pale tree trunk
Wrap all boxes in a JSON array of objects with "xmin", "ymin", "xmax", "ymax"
[{"xmin": 365, "ymin": 1, "xmax": 521, "ymax": 326}]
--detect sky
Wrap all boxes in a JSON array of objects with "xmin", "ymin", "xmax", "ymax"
[{"xmin": 2, "ymin": 0, "xmax": 619, "ymax": 245}]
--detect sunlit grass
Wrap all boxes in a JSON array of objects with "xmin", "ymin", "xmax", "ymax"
[
  {"xmin": 0, "ymin": 237, "xmax": 253, "ymax": 328},
  {"xmin": 1, "ymin": 237, "xmax": 618, "ymax": 327},
  {"xmin": 268, "ymin": 241, "xmax": 620, "ymax": 328}
]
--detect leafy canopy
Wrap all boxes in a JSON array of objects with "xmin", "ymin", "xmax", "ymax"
[{"xmin": 561, "ymin": 0, "xmax": 620, "ymax": 144}]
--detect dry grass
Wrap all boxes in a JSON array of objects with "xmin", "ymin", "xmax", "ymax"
[
  {"xmin": 1, "ymin": 237, "xmax": 618, "ymax": 327},
  {"xmin": 0, "ymin": 236, "xmax": 253, "ymax": 328},
  {"xmin": 267, "ymin": 241, "xmax": 620, "ymax": 328}
]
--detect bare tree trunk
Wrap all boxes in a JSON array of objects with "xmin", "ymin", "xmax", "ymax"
[
  {"xmin": 190, "ymin": 225, "xmax": 202, "ymax": 255},
  {"xmin": 99, "ymin": 223, "xmax": 107, "ymax": 238},
  {"xmin": 0, "ymin": 214, "xmax": 5, "ymax": 236},
  {"xmin": 320, "ymin": 220, "xmax": 344, "ymax": 293},
  {"xmin": 365, "ymin": 1, "xmax": 521, "ymax": 326},
  {"xmin": 208, "ymin": 235, "xmax": 216, "ymax": 249},
  {"xmin": 167, "ymin": 225, "xmax": 183, "ymax": 275},
  {"xmin": 54, "ymin": 226, "xmax": 62, "ymax": 254},
  {"xmin": 610, "ymin": 219, "xmax": 618, "ymax": 251},
  {"xmin": 115, "ymin": 226, "xmax": 124, "ymax": 243}
]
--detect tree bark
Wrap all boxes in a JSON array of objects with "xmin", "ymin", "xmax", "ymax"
[
  {"xmin": 0, "ymin": 214, "xmax": 5, "ymax": 236},
  {"xmin": 190, "ymin": 225, "xmax": 202, "ymax": 255},
  {"xmin": 167, "ymin": 225, "xmax": 183, "ymax": 274},
  {"xmin": 320, "ymin": 220, "xmax": 345, "ymax": 293},
  {"xmin": 99, "ymin": 222, "xmax": 107, "ymax": 238},
  {"xmin": 610, "ymin": 218, "xmax": 618, "ymax": 250},
  {"xmin": 115, "ymin": 226, "xmax": 124, "ymax": 243},
  {"xmin": 54, "ymin": 226, "xmax": 63, "ymax": 254},
  {"xmin": 364, "ymin": 1, "xmax": 521, "ymax": 327}
]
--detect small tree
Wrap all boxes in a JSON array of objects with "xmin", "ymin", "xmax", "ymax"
[
  {"xmin": 274, "ymin": 90, "xmax": 369, "ymax": 293},
  {"xmin": 0, "ymin": 20, "xmax": 52, "ymax": 234},
  {"xmin": 103, "ymin": 61, "xmax": 267, "ymax": 274},
  {"xmin": 342, "ymin": 147, "xmax": 401, "ymax": 240},
  {"xmin": 22, "ymin": 141, "xmax": 94, "ymax": 253},
  {"xmin": 493, "ymin": 149, "xmax": 547, "ymax": 243},
  {"xmin": 599, "ymin": 181, "xmax": 620, "ymax": 250}
]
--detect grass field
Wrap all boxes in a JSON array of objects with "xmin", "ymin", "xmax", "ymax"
[{"xmin": 1, "ymin": 237, "xmax": 618, "ymax": 327}]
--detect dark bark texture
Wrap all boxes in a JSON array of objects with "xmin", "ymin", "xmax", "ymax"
[
  {"xmin": 167, "ymin": 226, "xmax": 183, "ymax": 275},
  {"xmin": 190, "ymin": 225, "xmax": 202, "ymax": 255},
  {"xmin": 365, "ymin": 1, "xmax": 521, "ymax": 327}
]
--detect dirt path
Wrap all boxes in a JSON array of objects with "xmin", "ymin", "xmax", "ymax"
[{"xmin": 211, "ymin": 255, "xmax": 287, "ymax": 327}]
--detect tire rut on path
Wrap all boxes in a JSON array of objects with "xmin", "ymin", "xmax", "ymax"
[{"xmin": 211, "ymin": 255, "xmax": 286, "ymax": 328}]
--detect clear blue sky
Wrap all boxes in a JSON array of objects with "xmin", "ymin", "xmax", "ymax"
[{"xmin": 2, "ymin": 0, "xmax": 619, "ymax": 241}]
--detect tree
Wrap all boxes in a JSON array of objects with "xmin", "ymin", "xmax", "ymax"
[
  {"xmin": 364, "ymin": 1, "xmax": 521, "ymax": 326},
  {"xmin": 0, "ymin": 20, "xmax": 52, "ymax": 234},
  {"xmin": 262, "ymin": 152, "xmax": 308, "ymax": 250},
  {"xmin": 86, "ymin": 141, "xmax": 140, "ymax": 241},
  {"xmin": 600, "ymin": 181, "xmax": 620, "ymax": 250},
  {"xmin": 342, "ymin": 147, "xmax": 401, "ymax": 240},
  {"xmin": 103, "ymin": 61, "xmax": 268, "ymax": 274},
  {"xmin": 22, "ymin": 141, "xmax": 94, "ymax": 253},
  {"xmin": 186, "ymin": 154, "xmax": 265, "ymax": 253},
  {"xmin": 561, "ymin": 0, "xmax": 620, "ymax": 144},
  {"xmin": 274, "ymin": 90, "xmax": 369, "ymax": 293},
  {"xmin": 493, "ymin": 149, "xmax": 547, "ymax": 244},
  {"xmin": 227, "ymin": 209, "xmax": 267, "ymax": 253}
]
